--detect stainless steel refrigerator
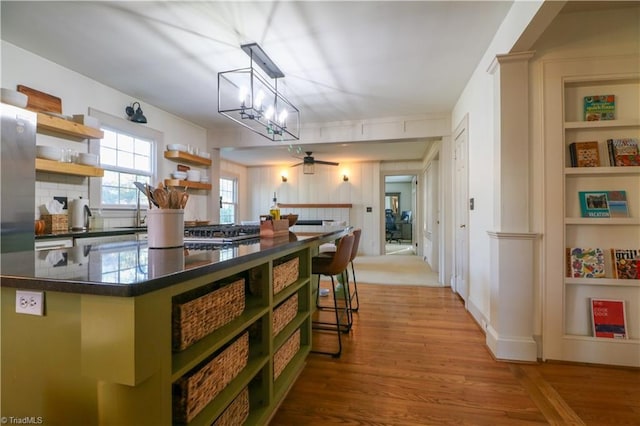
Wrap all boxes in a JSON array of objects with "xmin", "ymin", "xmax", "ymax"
[{"xmin": 1, "ymin": 103, "xmax": 37, "ymax": 269}]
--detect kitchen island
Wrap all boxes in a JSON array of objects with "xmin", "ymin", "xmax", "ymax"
[{"xmin": 1, "ymin": 227, "xmax": 348, "ymax": 425}]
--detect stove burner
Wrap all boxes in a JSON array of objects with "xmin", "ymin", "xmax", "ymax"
[{"xmin": 183, "ymin": 224, "xmax": 260, "ymax": 245}]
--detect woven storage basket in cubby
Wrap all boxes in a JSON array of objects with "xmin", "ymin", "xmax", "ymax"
[
  {"xmin": 212, "ymin": 387, "xmax": 249, "ymax": 426},
  {"xmin": 274, "ymin": 328, "xmax": 301, "ymax": 380},
  {"xmin": 172, "ymin": 279, "xmax": 245, "ymax": 351},
  {"xmin": 273, "ymin": 257, "xmax": 299, "ymax": 294},
  {"xmin": 273, "ymin": 293, "xmax": 298, "ymax": 337},
  {"xmin": 173, "ymin": 332, "xmax": 249, "ymax": 424}
]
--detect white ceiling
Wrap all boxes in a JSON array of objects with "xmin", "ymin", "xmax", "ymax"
[{"xmin": 1, "ymin": 1, "xmax": 514, "ymax": 166}]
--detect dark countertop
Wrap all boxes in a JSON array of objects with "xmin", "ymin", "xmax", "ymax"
[
  {"xmin": 3, "ymin": 228, "xmax": 348, "ymax": 297},
  {"xmin": 35, "ymin": 227, "xmax": 147, "ymax": 240}
]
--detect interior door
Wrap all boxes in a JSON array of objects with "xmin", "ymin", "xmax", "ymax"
[{"xmin": 453, "ymin": 118, "xmax": 469, "ymax": 302}]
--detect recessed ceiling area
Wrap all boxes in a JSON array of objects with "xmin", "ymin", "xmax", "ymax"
[{"xmin": 221, "ymin": 138, "xmax": 437, "ymax": 167}]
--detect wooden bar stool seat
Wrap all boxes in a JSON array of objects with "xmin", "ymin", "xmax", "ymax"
[
  {"xmin": 317, "ymin": 228, "xmax": 361, "ymax": 313},
  {"xmin": 311, "ymin": 233, "xmax": 355, "ymax": 357}
]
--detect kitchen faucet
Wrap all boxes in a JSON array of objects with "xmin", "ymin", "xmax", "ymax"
[{"xmin": 136, "ymin": 190, "xmax": 146, "ymax": 227}]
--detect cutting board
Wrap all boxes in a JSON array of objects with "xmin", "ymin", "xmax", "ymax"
[{"xmin": 17, "ymin": 85, "xmax": 62, "ymax": 113}]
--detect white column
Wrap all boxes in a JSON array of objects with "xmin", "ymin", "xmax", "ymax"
[{"xmin": 486, "ymin": 52, "xmax": 539, "ymax": 362}]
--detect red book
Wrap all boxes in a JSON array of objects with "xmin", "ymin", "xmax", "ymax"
[{"xmin": 591, "ymin": 299, "xmax": 627, "ymax": 339}]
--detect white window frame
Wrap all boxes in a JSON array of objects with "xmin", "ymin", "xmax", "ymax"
[
  {"xmin": 88, "ymin": 108, "xmax": 163, "ymax": 210},
  {"xmin": 219, "ymin": 176, "xmax": 237, "ymax": 224}
]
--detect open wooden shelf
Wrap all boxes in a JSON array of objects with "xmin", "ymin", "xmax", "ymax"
[
  {"xmin": 36, "ymin": 113, "xmax": 103, "ymax": 140},
  {"xmin": 36, "ymin": 158, "xmax": 104, "ymax": 177},
  {"xmin": 278, "ymin": 203, "xmax": 352, "ymax": 208},
  {"xmin": 164, "ymin": 179, "xmax": 211, "ymax": 190},
  {"xmin": 164, "ymin": 150, "xmax": 211, "ymax": 167}
]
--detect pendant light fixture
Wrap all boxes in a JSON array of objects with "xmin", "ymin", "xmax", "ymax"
[{"xmin": 218, "ymin": 43, "xmax": 300, "ymax": 141}]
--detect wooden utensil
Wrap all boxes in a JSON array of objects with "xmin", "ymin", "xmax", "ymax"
[
  {"xmin": 169, "ymin": 190, "xmax": 180, "ymax": 209},
  {"xmin": 153, "ymin": 188, "xmax": 169, "ymax": 209},
  {"xmin": 179, "ymin": 192, "xmax": 189, "ymax": 209}
]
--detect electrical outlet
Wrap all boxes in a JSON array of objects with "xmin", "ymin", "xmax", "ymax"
[{"xmin": 16, "ymin": 290, "xmax": 44, "ymax": 316}]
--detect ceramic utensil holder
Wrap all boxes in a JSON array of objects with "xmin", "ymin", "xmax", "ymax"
[{"xmin": 147, "ymin": 209, "xmax": 184, "ymax": 248}]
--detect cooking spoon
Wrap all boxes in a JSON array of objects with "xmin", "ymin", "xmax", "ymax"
[
  {"xmin": 153, "ymin": 188, "xmax": 169, "ymax": 209},
  {"xmin": 169, "ymin": 190, "xmax": 180, "ymax": 209}
]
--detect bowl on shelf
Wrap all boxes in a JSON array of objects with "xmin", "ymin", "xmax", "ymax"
[
  {"xmin": 186, "ymin": 170, "xmax": 201, "ymax": 182},
  {"xmin": 172, "ymin": 171, "xmax": 188, "ymax": 180},
  {"xmin": 166, "ymin": 143, "xmax": 187, "ymax": 152},
  {"xmin": 77, "ymin": 152, "xmax": 99, "ymax": 166},
  {"xmin": 282, "ymin": 214, "xmax": 298, "ymax": 227},
  {"xmin": 1, "ymin": 88, "xmax": 28, "ymax": 108},
  {"xmin": 36, "ymin": 145, "xmax": 62, "ymax": 161}
]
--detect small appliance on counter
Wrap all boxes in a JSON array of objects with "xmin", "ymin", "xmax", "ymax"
[{"xmin": 70, "ymin": 197, "xmax": 92, "ymax": 231}]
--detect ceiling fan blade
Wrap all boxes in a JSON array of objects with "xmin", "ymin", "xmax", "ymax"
[
  {"xmin": 314, "ymin": 160, "xmax": 339, "ymax": 166},
  {"xmin": 291, "ymin": 162, "xmax": 303, "ymax": 167}
]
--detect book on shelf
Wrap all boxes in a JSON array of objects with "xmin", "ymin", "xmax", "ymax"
[
  {"xmin": 584, "ymin": 94, "xmax": 615, "ymax": 121},
  {"xmin": 607, "ymin": 138, "xmax": 640, "ymax": 166},
  {"xmin": 591, "ymin": 298, "xmax": 627, "ymax": 339},
  {"xmin": 610, "ymin": 249, "xmax": 639, "ymax": 280},
  {"xmin": 566, "ymin": 247, "xmax": 605, "ymax": 278},
  {"xmin": 569, "ymin": 141, "xmax": 600, "ymax": 167},
  {"xmin": 578, "ymin": 190, "xmax": 629, "ymax": 218}
]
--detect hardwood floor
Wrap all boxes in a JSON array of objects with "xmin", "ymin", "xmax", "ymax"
[{"xmin": 270, "ymin": 284, "xmax": 640, "ymax": 425}]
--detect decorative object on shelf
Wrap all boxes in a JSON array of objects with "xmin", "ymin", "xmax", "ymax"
[
  {"xmin": 569, "ymin": 141, "xmax": 600, "ymax": 167},
  {"xmin": 584, "ymin": 94, "xmax": 615, "ymax": 121},
  {"xmin": 610, "ymin": 248, "xmax": 639, "ymax": 279},
  {"xmin": 607, "ymin": 138, "xmax": 640, "ymax": 166},
  {"xmin": 566, "ymin": 247, "xmax": 605, "ymax": 278},
  {"xmin": 578, "ymin": 190, "xmax": 629, "ymax": 218},
  {"xmin": 591, "ymin": 298, "xmax": 627, "ymax": 339},
  {"xmin": 125, "ymin": 101, "xmax": 147, "ymax": 123},
  {"xmin": 218, "ymin": 42, "xmax": 300, "ymax": 141}
]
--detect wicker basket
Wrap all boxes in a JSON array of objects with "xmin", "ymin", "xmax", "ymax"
[
  {"xmin": 41, "ymin": 214, "xmax": 68, "ymax": 233},
  {"xmin": 273, "ymin": 257, "xmax": 299, "ymax": 294},
  {"xmin": 172, "ymin": 279, "xmax": 245, "ymax": 351},
  {"xmin": 212, "ymin": 387, "xmax": 250, "ymax": 426},
  {"xmin": 273, "ymin": 293, "xmax": 298, "ymax": 337},
  {"xmin": 274, "ymin": 328, "xmax": 301, "ymax": 380},
  {"xmin": 173, "ymin": 332, "xmax": 249, "ymax": 424}
]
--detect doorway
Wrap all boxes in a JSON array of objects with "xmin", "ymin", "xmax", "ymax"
[{"xmin": 384, "ymin": 175, "xmax": 417, "ymax": 255}]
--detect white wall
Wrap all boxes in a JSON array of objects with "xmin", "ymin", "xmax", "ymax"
[
  {"xmin": 1, "ymin": 42, "xmax": 209, "ymax": 227},
  {"xmin": 450, "ymin": 2, "xmax": 640, "ymax": 348},
  {"xmin": 450, "ymin": 1, "xmax": 546, "ymax": 328}
]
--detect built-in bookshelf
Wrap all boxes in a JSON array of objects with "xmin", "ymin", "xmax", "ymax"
[{"xmin": 543, "ymin": 56, "xmax": 639, "ymax": 367}]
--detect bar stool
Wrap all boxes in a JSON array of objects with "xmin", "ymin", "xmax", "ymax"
[
  {"xmin": 311, "ymin": 233, "xmax": 355, "ymax": 357},
  {"xmin": 318, "ymin": 228, "xmax": 361, "ymax": 313}
]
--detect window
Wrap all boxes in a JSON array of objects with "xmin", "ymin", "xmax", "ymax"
[
  {"xmin": 220, "ymin": 177, "xmax": 237, "ymax": 224},
  {"xmin": 100, "ymin": 128, "xmax": 154, "ymax": 207},
  {"xmin": 88, "ymin": 108, "xmax": 163, "ymax": 209}
]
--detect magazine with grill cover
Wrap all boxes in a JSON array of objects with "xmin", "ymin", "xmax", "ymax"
[
  {"xmin": 610, "ymin": 249, "xmax": 639, "ymax": 280},
  {"xmin": 591, "ymin": 299, "xmax": 627, "ymax": 339}
]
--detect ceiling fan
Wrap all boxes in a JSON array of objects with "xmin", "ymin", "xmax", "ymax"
[{"xmin": 291, "ymin": 151, "xmax": 339, "ymax": 174}]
